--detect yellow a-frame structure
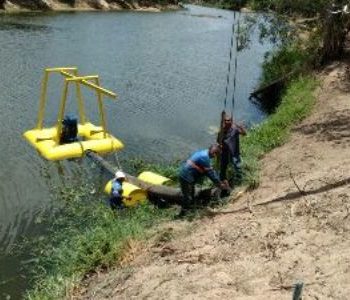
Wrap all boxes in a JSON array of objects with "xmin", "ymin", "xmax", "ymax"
[{"xmin": 23, "ymin": 67, "xmax": 124, "ymax": 160}]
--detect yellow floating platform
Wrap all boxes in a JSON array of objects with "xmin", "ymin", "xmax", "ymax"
[
  {"xmin": 24, "ymin": 122, "xmax": 124, "ymax": 161},
  {"xmin": 24, "ymin": 67, "xmax": 124, "ymax": 160}
]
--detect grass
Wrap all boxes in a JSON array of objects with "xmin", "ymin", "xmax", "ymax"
[{"xmin": 25, "ymin": 183, "xmax": 176, "ymax": 300}]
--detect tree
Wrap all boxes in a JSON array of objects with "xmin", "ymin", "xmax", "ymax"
[
  {"xmin": 248, "ymin": 0, "xmax": 350, "ymax": 63},
  {"xmin": 319, "ymin": 1, "xmax": 350, "ymax": 63}
]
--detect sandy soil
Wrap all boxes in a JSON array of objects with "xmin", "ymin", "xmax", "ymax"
[{"xmin": 75, "ymin": 60, "xmax": 350, "ymax": 299}]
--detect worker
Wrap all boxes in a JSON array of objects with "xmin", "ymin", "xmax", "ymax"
[
  {"xmin": 109, "ymin": 170, "xmax": 128, "ymax": 210},
  {"xmin": 219, "ymin": 115, "xmax": 246, "ymax": 185},
  {"xmin": 178, "ymin": 144, "xmax": 229, "ymax": 217}
]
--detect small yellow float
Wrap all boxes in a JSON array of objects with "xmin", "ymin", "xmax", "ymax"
[
  {"xmin": 23, "ymin": 67, "xmax": 124, "ymax": 160},
  {"xmin": 104, "ymin": 171, "xmax": 171, "ymax": 207},
  {"xmin": 104, "ymin": 181, "xmax": 147, "ymax": 207},
  {"xmin": 137, "ymin": 171, "xmax": 171, "ymax": 186}
]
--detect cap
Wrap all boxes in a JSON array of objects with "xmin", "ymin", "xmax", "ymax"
[{"xmin": 115, "ymin": 171, "xmax": 126, "ymax": 179}]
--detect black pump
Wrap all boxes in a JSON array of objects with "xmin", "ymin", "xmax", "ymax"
[{"xmin": 60, "ymin": 114, "xmax": 78, "ymax": 144}]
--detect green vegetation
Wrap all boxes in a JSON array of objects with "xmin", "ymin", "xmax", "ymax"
[
  {"xmin": 260, "ymin": 44, "xmax": 309, "ymax": 85},
  {"xmin": 26, "ymin": 183, "xmax": 176, "ymax": 300},
  {"xmin": 248, "ymin": 0, "xmax": 350, "ymax": 64},
  {"xmin": 200, "ymin": 0, "xmax": 350, "ymax": 65},
  {"xmin": 248, "ymin": 0, "xmax": 329, "ymax": 16}
]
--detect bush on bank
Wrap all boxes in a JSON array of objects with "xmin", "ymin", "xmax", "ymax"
[{"xmin": 260, "ymin": 44, "xmax": 310, "ymax": 85}]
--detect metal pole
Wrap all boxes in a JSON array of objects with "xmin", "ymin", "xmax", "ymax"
[
  {"xmin": 292, "ymin": 282, "xmax": 304, "ymax": 300},
  {"xmin": 56, "ymin": 80, "xmax": 69, "ymax": 143},
  {"xmin": 61, "ymin": 71, "xmax": 116, "ymax": 98},
  {"xmin": 94, "ymin": 77, "xmax": 108, "ymax": 138},
  {"xmin": 36, "ymin": 67, "xmax": 78, "ymax": 129},
  {"xmin": 73, "ymin": 69, "xmax": 86, "ymax": 124},
  {"xmin": 36, "ymin": 70, "xmax": 49, "ymax": 129}
]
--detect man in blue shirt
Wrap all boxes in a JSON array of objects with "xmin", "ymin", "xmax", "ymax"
[{"xmin": 179, "ymin": 144, "xmax": 228, "ymax": 217}]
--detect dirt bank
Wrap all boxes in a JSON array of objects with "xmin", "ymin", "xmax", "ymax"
[
  {"xmin": 0, "ymin": 0, "xmax": 180, "ymax": 13},
  {"xmin": 75, "ymin": 60, "xmax": 350, "ymax": 299}
]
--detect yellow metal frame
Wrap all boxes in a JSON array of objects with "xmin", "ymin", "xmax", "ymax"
[
  {"xmin": 24, "ymin": 67, "xmax": 124, "ymax": 160},
  {"xmin": 36, "ymin": 67, "xmax": 117, "ymax": 142}
]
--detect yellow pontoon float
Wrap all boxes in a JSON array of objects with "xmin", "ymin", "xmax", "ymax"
[
  {"xmin": 23, "ymin": 67, "xmax": 124, "ymax": 160},
  {"xmin": 104, "ymin": 171, "xmax": 171, "ymax": 207}
]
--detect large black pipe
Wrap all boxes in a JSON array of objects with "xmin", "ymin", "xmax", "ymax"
[{"xmin": 86, "ymin": 151, "xmax": 218, "ymax": 206}]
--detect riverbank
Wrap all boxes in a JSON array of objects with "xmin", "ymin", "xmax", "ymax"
[
  {"xmin": 72, "ymin": 57, "xmax": 350, "ymax": 300},
  {"xmin": 25, "ymin": 73, "xmax": 323, "ymax": 299},
  {"xmin": 0, "ymin": 0, "xmax": 180, "ymax": 13}
]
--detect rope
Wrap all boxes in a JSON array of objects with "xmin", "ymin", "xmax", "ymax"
[
  {"xmin": 113, "ymin": 151, "xmax": 123, "ymax": 171},
  {"xmin": 108, "ymin": 135, "xmax": 123, "ymax": 172},
  {"xmin": 224, "ymin": 12, "xmax": 236, "ymax": 109},
  {"xmin": 231, "ymin": 13, "xmax": 240, "ymax": 117},
  {"xmin": 223, "ymin": 11, "xmax": 241, "ymax": 116},
  {"xmin": 112, "ymin": 140, "xmax": 123, "ymax": 171}
]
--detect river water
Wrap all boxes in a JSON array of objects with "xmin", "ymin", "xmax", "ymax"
[{"xmin": 0, "ymin": 5, "xmax": 273, "ymax": 298}]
